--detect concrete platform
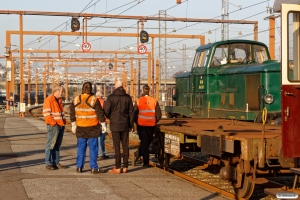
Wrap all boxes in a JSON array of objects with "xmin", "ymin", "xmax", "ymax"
[{"xmin": 0, "ymin": 113, "xmax": 227, "ymax": 200}]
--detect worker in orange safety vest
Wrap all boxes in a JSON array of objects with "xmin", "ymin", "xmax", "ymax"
[
  {"xmin": 134, "ymin": 85, "xmax": 162, "ymax": 167},
  {"xmin": 43, "ymin": 84, "xmax": 66, "ymax": 170}
]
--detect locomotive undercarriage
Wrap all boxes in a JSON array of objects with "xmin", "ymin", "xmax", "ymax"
[{"xmin": 154, "ymin": 119, "xmax": 292, "ymax": 198}]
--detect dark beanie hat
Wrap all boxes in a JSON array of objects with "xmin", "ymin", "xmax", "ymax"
[{"xmin": 82, "ymin": 82, "xmax": 93, "ymax": 94}]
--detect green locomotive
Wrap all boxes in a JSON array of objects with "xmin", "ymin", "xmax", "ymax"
[{"xmin": 166, "ymin": 40, "xmax": 281, "ymax": 123}]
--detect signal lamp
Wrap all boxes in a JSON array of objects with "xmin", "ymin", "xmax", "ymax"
[
  {"xmin": 140, "ymin": 30, "xmax": 149, "ymax": 43},
  {"xmin": 71, "ymin": 18, "xmax": 80, "ymax": 32},
  {"xmin": 264, "ymin": 94, "xmax": 274, "ymax": 104}
]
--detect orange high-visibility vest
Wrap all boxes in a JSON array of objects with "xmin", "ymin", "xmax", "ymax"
[
  {"xmin": 97, "ymin": 97, "xmax": 105, "ymax": 123},
  {"xmin": 43, "ymin": 94, "xmax": 66, "ymax": 126},
  {"xmin": 137, "ymin": 95, "xmax": 156, "ymax": 126},
  {"xmin": 97, "ymin": 97, "xmax": 104, "ymax": 108},
  {"xmin": 74, "ymin": 94, "xmax": 99, "ymax": 127}
]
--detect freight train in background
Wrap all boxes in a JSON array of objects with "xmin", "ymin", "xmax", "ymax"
[{"xmin": 150, "ymin": 1, "xmax": 300, "ymax": 198}]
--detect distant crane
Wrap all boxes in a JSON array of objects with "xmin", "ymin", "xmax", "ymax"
[{"xmin": 221, "ymin": 0, "xmax": 242, "ymax": 40}]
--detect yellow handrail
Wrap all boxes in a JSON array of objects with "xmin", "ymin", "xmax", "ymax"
[{"xmin": 262, "ymin": 107, "xmax": 267, "ymax": 125}]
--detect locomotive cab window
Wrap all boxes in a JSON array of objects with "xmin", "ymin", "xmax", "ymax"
[
  {"xmin": 287, "ymin": 11, "xmax": 300, "ymax": 81},
  {"xmin": 229, "ymin": 43, "xmax": 252, "ymax": 64},
  {"xmin": 210, "ymin": 44, "xmax": 228, "ymax": 68},
  {"xmin": 192, "ymin": 52, "xmax": 200, "ymax": 68},
  {"xmin": 253, "ymin": 45, "xmax": 269, "ymax": 64},
  {"xmin": 192, "ymin": 50, "xmax": 209, "ymax": 68}
]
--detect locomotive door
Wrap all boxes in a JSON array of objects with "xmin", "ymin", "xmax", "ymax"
[{"xmin": 281, "ymin": 4, "xmax": 300, "ymax": 158}]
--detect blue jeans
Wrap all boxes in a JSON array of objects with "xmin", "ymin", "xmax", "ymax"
[
  {"xmin": 98, "ymin": 132, "xmax": 106, "ymax": 156},
  {"xmin": 76, "ymin": 138, "xmax": 99, "ymax": 169},
  {"xmin": 45, "ymin": 125, "xmax": 65, "ymax": 166}
]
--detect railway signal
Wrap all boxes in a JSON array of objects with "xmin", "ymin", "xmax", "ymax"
[
  {"xmin": 140, "ymin": 30, "xmax": 149, "ymax": 43},
  {"xmin": 71, "ymin": 18, "xmax": 80, "ymax": 32}
]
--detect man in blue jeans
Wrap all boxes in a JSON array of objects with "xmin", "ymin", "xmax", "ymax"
[
  {"xmin": 70, "ymin": 82, "xmax": 106, "ymax": 174},
  {"xmin": 95, "ymin": 91, "xmax": 109, "ymax": 160},
  {"xmin": 43, "ymin": 85, "xmax": 66, "ymax": 170}
]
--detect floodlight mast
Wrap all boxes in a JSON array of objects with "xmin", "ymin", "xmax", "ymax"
[{"xmin": 221, "ymin": 0, "xmax": 242, "ymax": 41}]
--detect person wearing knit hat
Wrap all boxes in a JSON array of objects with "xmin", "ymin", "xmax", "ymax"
[{"xmin": 104, "ymin": 80, "xmax": 134, "ymax": 174}]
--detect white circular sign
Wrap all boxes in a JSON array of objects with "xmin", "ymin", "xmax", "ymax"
[
  {"xmin": 138, "ymin": 44, "xmax": 147, "ymax": 54},
  {"xmin": 82, "ymin": 42, "xmax": 91, "ymax": 52}
]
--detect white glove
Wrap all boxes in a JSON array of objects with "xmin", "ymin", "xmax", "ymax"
[
  {"xmin": 101, "ymin": 122, "xmax": 106, "ymax": 133},
  {"xmin": 71, "ymin": 122, "xmax": 76, "ymax": 134}
]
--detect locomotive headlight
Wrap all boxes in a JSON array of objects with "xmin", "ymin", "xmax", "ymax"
[
  {"xmin": 289, "ymin": 61, "xmax": 294, "ymax": 71},
  {"xmin": 264, "ymin": 94, "xmax": 274, "ymax": 104}
]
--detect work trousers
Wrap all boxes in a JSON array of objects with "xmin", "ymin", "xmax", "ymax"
[
  {"xmin": 45, "ymin": 125, "xmax": 65, "ymax": 166},
  {"xmin": 98, "ymin": 132, "xmax": 106, "ymax": 156},
  {"xmin": 76, "ymin": 138, "xmax": 99, "ymax": 169},
  {"xmin": 138, "ymin": 126, "xmax": 155, "ymax": 165},
  {"xmin": 111, "ymin": 131, "xmax": 129, "ymax": 169}
]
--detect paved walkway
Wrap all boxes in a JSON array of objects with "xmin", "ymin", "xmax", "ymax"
[{"xmin": 0, "ymin": 113, "xmax": 227, "ymax": 200}]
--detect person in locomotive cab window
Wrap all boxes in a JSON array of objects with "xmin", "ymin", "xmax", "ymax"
[
  {"xmin": 104, "ymin": 80, "xmax": 134, "ymax": 174},
  {"xmin": 134, "ymin": 85, "xmax": 162, "ymax": 167},
  {"xmin": 69, "ymin": 82, "xmax": 106, "ymax": 174},
  {"xmin": 43, "ymin": 84, "xmax": 66, "ymax": 170}
]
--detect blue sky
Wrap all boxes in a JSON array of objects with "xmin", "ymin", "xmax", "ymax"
[{"xmin": 0, "ymin": 0, "xmax": 279, "ymax": 78}]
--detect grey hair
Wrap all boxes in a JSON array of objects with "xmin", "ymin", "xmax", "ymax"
[
  {"xmin": 53, "ymin": 85, "xmax": 62, "ymax": 93},
  {"xmin": 95, "ymin": 91, "xmax": 103, "ymax": 97}
]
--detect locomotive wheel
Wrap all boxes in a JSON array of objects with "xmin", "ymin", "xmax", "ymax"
[{"xmin": 235, "ymin": 175, "xmax": 255, "ymax": 199}]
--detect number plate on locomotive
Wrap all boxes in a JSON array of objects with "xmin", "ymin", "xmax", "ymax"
[{"xmin": 164, "ymin": 133, "xmax": 180, "ymax": 156}]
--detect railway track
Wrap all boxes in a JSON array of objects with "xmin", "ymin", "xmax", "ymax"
[{"xmin": 27, "ymin": 105, "xmax": 300, "ymax": 200}]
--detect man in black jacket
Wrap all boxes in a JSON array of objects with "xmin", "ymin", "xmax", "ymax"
[{"xmin": 104, "ymin": 80, "xmax": 134, "ymax": 174}]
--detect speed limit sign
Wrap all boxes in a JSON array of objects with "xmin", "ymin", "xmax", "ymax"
[
  {"xmin": 82, "ymin": 42, "xmax": 91, "ymax": 52},
  {"xmin": 138, "ymin": 44, "xmax": 147, "ymax": 54}
]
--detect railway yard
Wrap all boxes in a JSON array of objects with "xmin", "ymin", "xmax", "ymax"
[
  {"xmin": 2, "ymin": 1, "xmax": 300, "ymax": 199},
  {"xmin": 20, "ymin": 104, "xmax": 300, "ymax": 200}
]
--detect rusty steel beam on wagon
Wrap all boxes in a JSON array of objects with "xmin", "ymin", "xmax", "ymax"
[{"xmin": 0, "ymin": 10, "xmax": 257, "ymax": 24}]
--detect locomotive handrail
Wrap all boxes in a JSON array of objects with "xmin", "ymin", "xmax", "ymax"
[{"xmin": 262, "ymin": 108, "xmax": 267, "ymax": 125}]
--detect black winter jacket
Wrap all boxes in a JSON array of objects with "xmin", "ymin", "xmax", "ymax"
[{"xmin": 104, "ymin": 86, "xmax": 134, "ymax": 132}]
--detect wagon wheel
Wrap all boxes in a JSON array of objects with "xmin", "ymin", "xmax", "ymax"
[{"xmin": 235, "ymin": 175, "xmax": 255, "ymax": 199}]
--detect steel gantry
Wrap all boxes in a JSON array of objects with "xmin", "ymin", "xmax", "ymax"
[
  {"xmin": 5, "ymin": 30, "xmax": 205, "ymax": 111},
  {"xmin": 2, "ymin": 9, "xmax": 259, "ymax": 112}
]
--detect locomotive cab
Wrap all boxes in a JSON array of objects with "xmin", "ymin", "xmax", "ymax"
[{"xmin": 166, "ymin": 40, "xmax": 281, "ymax": 123}]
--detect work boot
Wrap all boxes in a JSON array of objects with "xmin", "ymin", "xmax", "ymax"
[
  {"xmin": 54, "ymin": 163, "xmax": 67, "ymax": 169},
  {"xmin": 46, "ymin": 165, "xmax": 55, "ymax": 170},
  {"xmin": 91, "ymin": 168, "xmax": 105, "ymax": 174},
  {"xmin": 76, "ymin": 168, "xmax": 83, "ymax": 173}
]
